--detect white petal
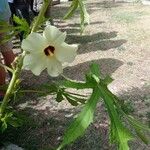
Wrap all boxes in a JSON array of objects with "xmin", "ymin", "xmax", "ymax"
[
  {"xmin": 43, "ymin": 25, "xmax": 66, "ymax": 44},
  {"xmin": 46, "ymin": 57, "xmax": 63, "ymax": 77},
  {"xmin": 54, "ymin": 32, "xmax": 66, "ymax": 45},
  {"xmin": 21, "ymin": 32, "xmax": 47, "ymax": 52},
  {"xmin": 55, "ymin": 43, "xmax": 78, "ymax": 63},
  {"xmin": 23, "ymin": 54, "xmax": 33, "ymax": 66},
  {"xmin": 23, "ymin": 54, "xmax": 46, "ymax": 76}
]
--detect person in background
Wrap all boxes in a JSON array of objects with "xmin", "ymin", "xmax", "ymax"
[
  {"xmin": 0, "ymin": 0, "xmax": 15, "ymax": 100},
  {"xmin": 8, "ymin": 0, "xmax": 16, "ymax": 23},
  {"xmin": 14, "ymin": 0, "xmax": 30, "ymax": 24},
  {"xmin": 28, "ymin": 0, "xmax": 38, "ymax": 16}
]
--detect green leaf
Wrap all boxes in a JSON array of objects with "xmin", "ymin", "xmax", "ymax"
[
  {"xmin": 127, "ymin": 115, "xmax": 150, "ymax": 131},
  {"xmin": 110, "ymin": 122, "xmax": 132, "ymax": 150},
  {"xmin": 0, "ymin": 21, "xmax": 15, "ymax": 33},
  {"xmin": 60, "ymin": 62, "xmax": 149, "ymax": 150},
  {"xmin": 57, "ymin": 87, "xmax": 101, "ymax": 150},
  {"xmin": 101, "ymin": 82, "xmax": 150, "ymax": 147},
  {"xmin": 13, "ymin": 15, "xmax": 30, "ymax": 37},
  {"xmin": 89, "ymin": 63, "xmax": 100, "ymax": 77},
  {"xmin": 0, "ymin": 16, "xmax": 30, "ymax": 44},
  {"xmin": 125, "ymin": 115, "xmax": 150, "ymax": 144},
  {"xmin": 64, "ymin": 95, "xmax": 78, "ymax": 106},
  {"xmin": 58, "ymin": 63, "xmax": 150, "ymax": 150},
  {"xmin": 67, "ymin": 91, "xmax": 87, "ymax": 98},
  {"xmin": 1, "ymin": 121, "xmax": 7, "ymax": 132},
  {"xmin": 0, "ymin": 31, "xmax": 17, "ymax": 44},
  {"xmin": 103, "ymin": 75, "xmax": 114, "ymax": 85},
  {"xmin": 62, "ymin": 63, "xmax": 101, "ymax": 89},
  {"xmin": 98, "ymin": 83, "xmax": 133, "ymax": 150},
  {"xmin": 63, "ymin": 0, "xmax": 89, "ymax": 33},
  {"xmin": 0, "ymin": 113, "xmax": 12, "ymax": 132},
  {"xmin": 67, "ymin": 94, "xmax": 86, "ymax": 104},
  {"xmin": 78, "ymin": 0, "xmax": 90, "ymax": 33},
  {"xmin": 85, "ymin": 63, "xmax": 101, "ymax": 85},
  {"xmin": 63, "ymin": 79, "xmax": 92, "ymax": 89},
  {"xmin": 13, "ymin": 15, "xmax": 28, "ymax": 27},
  {"xmin": 56, "ymin": 91, "xmax": 64, "ymax": 102},
  {"xmin": 63, "ymin": 0, "xmax": 79, "ymax": 19},
  {"xmin": 63, "ymin": 92, "xmax": 86, "ymax": 106},
  {"xmin": 0, "ymin": 112, "xmax": 22, "ymax": 132},
  {"xmin": 6, "ymin": 116, "xmax": 22, "ymax": 128},
  {"xmin": 135, "ymin": 129, "xmax": 149, "ymax": 145}
]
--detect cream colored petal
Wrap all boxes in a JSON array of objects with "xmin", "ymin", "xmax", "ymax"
[
  {"xmin": 21, "ymin": 32, "xmax": 47, "ymax": 52},
  {"xmin": 23, "ymin": 54, "xmax": 33, "ymax": 66},
  {"xmin": 43, "ymin": 25, "xmax": 66, "ymax": 44},
  {"xmin": 54, "ymin": 32, "xmax": 66, "ymax": 45},
  {"xmin": 46, "ymin": 57, "xmax": 63, "ymax": 77},
  {"xmin": 55, "ymin": 43, "xmax": 78, "ymax": 63},
  {"xmin": 23, "ymin": 54, "xmax": 46, "ymax": 76}
]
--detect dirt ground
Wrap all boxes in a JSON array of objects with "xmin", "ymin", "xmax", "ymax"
[{"xmin": 1, "ymin": 0, "xmax": 150, "ymax": 150}]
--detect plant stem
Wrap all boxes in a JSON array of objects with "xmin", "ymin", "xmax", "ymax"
[
  {"xmin": 31, "ymin": 0, "xmax": 51, "ymax": 32},
  {"xmin": 0, "ymin": 56, "xmax": 23, "ymax": 116},
  {"xmin": 0, "ymin": 63, "xmax": 13, "ymax": 73},
  {"xmin": 0, "ymin": 0, "xmax": 51, "ymax": 117}
]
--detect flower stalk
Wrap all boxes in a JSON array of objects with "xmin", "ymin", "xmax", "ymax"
[
  {"xmin": 31, "ymin": 0, "xmax": 51, "ymax": 33},
  {"xmin": 0, "ymin": 0, "xmax": 51, "ymax": 117},
  {"xmin": 0, "ymin": 56, "xmax": 23, "ymax": 116},
  {"xmin": 0, "ymin": 63, "xmax": 13, "ymax": 73}
]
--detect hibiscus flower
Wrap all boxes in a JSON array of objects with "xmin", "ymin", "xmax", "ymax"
[{"xmin": 21, "ymin": 25, "xmax": 78, "ymax": 77}]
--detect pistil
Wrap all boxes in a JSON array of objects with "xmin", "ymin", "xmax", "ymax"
[{"xmin": 44, "ymin": 45, "xmax": 55, "ymax": 56}]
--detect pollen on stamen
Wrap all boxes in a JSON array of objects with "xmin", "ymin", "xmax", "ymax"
[{"xmin": 44, "ymin": 46, "xmax": 55, "ymax": 56}]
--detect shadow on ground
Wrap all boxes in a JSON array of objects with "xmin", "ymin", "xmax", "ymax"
[
  {"xmin": 52, "ymin": 0, "xmax": 124, "ymax": 20},
  {"xmin": 64, "ymin": 58, "xmax": 123, "ymax": 80},
  {"xmin": 79, "ymin": 39, "xmax": 126, "ymax": 53},
  {"xmin": 62, "ymin": 29, "xmax": 126, "ymax": 55},
  {"xmin": 13, "ymin": 57, "xmax": 123, "ymax": 106},
  {"xmin": 67, "ymin": 31, "xmax": 118, "ymax": 43},
  {"xmin": 0, "ymin": 86, "xmax": 149, "ymax": 150}
]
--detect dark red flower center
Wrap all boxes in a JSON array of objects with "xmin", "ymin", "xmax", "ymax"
[{"xmin": 44, "ymin": 45, "xmax": 55, "ymax": 56}]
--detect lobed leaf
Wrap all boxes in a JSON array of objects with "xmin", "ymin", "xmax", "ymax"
[
  {"xmin": 13, "ymin": 15, "xmax": 30, "ymax": 37},
  {"xmin": 63, "ymin": 0, "xmax": 89, "ymax": 33},
  {"xmin": 57, "ymin": 87, "xmax": 101, "ymax": 150},
  {"xmin": 78, "ymin": 0, "xmax": 90, "ymax": 33},
  {"xmin": 98, "ymin": 83, "xmax": 133, "ymax": 150},
  {"xmin": 89, "ymin": 63, "xmax": 100, "ymax": 77},
  {"xmin": 63, "ymin": 0, "xmax": 79, "ymax": 19},
  {"xmin": 63, "ymin": 79, "xmax": 93, "ymax": 89},
  {"xmin": 135, "ymin": 129, "xmax": 149, "ymax": 145}
]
